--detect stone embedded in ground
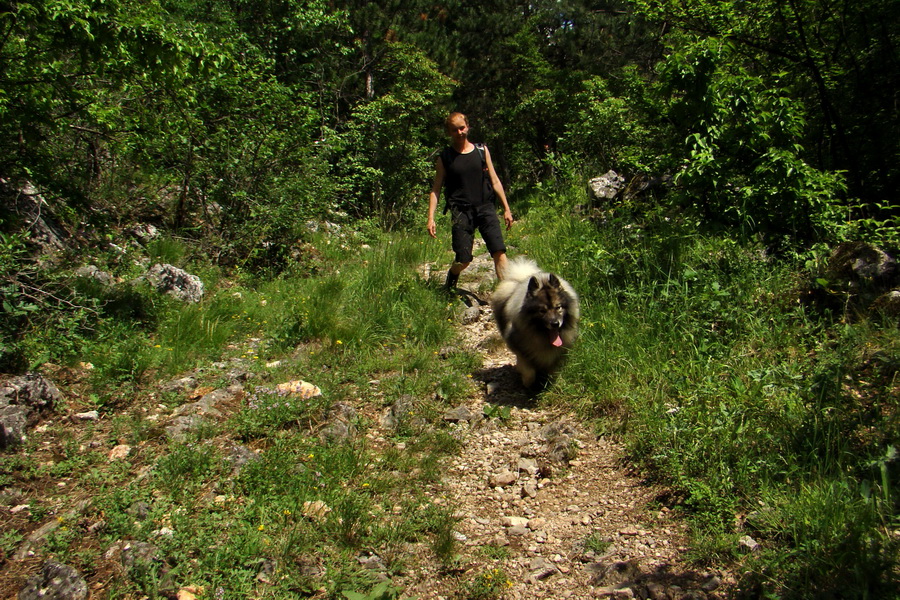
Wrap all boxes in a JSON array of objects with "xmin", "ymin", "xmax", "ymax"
[
  {"xmin": 0, "ymin": 405, "xmax": 28, "ymax": 448},
  {"xmin": 528, "ymin": 556, "xmax": 560, "ymax": 582},
  {"xmin": 594, "ymin": 587, "xmax": 636, "ymax": 599},
  {"xmin": 14, "ymin": 499, "xmax": 91, "ymax": 560},
  {"xmin": 701, "ymin": 574, "xmax": 722, "ymax": 591},
  {"xmin": 827, "ymin": 241, "xmax": 898, "ymax": 284},
  {"xmin": 127, "ymin": 501, "xmax": 151, "ymax": 520},
  {"xmin": 130, "ymin": 224, "xmax": 159, "ymax": 245},
  {"xmin": 443, "ymin": 405, "xmax": 476, "ymax": 422},
  {"xmin": 160, "ymin": 375, "xmax": 199, "ymax": 394},
  {"xmin": 302, "ymin": 500, "xmax": 331, "ymax": 521},
  {"xmin": 646, "ymin": 582, "xmax": 667, "ymax": 600},
  {"xmin": 19, "ymin": 560, "xmax": 88, "ymax": 600},
  {"xmin": 589, "ymin": 170, "xmax": 626, "ymax": 201},
  {"xmin": 463, "ymin": 305, "xmax": 481, "ymax": 324},
  {"xmin": 109, "ymin": 444, "xmax": 131, "ymax": 461},
  {"xmin": 164, "ymin": 415, "xmax": 203, "ymax": 441},
  {"xmin": 357, "ymin": 553, "xmax": 386, "ymax": 571},
  {"xmin": 319, "ymin": 401, "xmax": 358, "ymax": 442},
  {"xmin": 320, "ymin": 419, "xmax": 355, "ymax": 441},
  {"xmin": 490, "ymin": 469, "xmax": 517, "ymax": 487},
  {"xmin": 176, "ymin": 586, "xmax": 204, "ymax": 600},
  {"xmin": 228, "ymin": 444, "xmax": 260, "ymax": 476},
  {"xmin": 117, "ymin": 540, "xmax": 176, "ymax": 593},
  {"xmin": 120, "ymin": 541, "xmax": 162, "ymax": 570},
  {"xmin": 295, "ymin": 554, "xmax": 325, "ymax": 579},
  {"xmin": 75, "ymin": 265, "xmax": 115, "ymax": 286},
  {"xmin": 737, "ymin": 535, "xmax": 760, "ymax": 554},
  {"xmin": 872, "ymin": 289, "xmax": 900, "ymax": 316},
  {"xmin": 0, "ymin": 487, "xmax": 24, "ymax": 507},
  {"xmin": 174, "ymin": 386, "xmax": 240, "ymax": 418},
  {"xmin": 501, "ymin": 516, "xmax": 529, "ymax": 528},
  {"xmin": 587, "ymin": 559, "xmax": 642, "ymax": 587},
  {"xmin": 381, "ymin": 394, "xmax": 417, "ymax": 431},
  {"xmin": 517, "ymin": 457, "xmax": 539, "ymax": 475},
  {"xmin": 0, "ymin": 373, "xmax": 62, "ymax": 449},
  {"xmin": 3, "ymin": 181, "xmax": 68, "ymax": 253},
  {"xmin": 547, "ymin": 435, "xmax": 576, "ymax": 464},
  {"xmin": 275, "ymin": 379, "xmax": 322, "ymax": 398},
  {"xmin": 143, "ymin": 263, "xmax": 205, "ymax": 303},
  {"xmin": 256, "ymin": 559, "xmax": 277, "ymax": 584}
]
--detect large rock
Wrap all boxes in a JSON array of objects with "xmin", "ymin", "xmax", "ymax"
[
  {"xmin": 0, "ymin": 373, "xmax": 61, "ymax": 449},
  {"xmin": 143, "ymin": 263, "xmax": 204, "ymax": 303},
  {"xmin": 18, "ymin": 561, "xmax": 88, "ymax": 600},
  {"xmin": 0, "ymin": 372, "xmax": 62, "ymax": 412},
  {"xmin": 827, "ymin": 242, "xmax": 898, "ymax": 287},
  {"xmin": 74, "ymin": 265, "xmax": 115, "ymax": 286},
  {"xmin": 589, "ymin": 170, "xmax": 626, "ymax": 201},
  {"xmin": 0, "ymin": 405, "xmax": 29, "ymax": 448},
  {"xmin": 0, "ymin": 179, "xmax": 67, "ymax": 254},
  {"xmin": 872, "ymin": 290, "xmax": 900, "ymax": 317}
]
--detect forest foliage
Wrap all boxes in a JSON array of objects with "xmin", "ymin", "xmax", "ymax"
[
  {"xmin": 2, "ymin": 1, "xmax": 900, "ymax": 597},
  {"xmin": 2, "ymin": 0, "xmax": 898, "ymax": 259}
]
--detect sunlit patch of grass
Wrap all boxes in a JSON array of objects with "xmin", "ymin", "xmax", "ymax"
[{"xmin": 512, "ymin": 189, "xmax": 900, "ymax": 596}]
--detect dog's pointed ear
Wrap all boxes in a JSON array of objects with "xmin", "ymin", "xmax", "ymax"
[
  {"xmin": 527, "ymin": 276, "xmax": 541, "ymax": 294},
  {"xmin": 548, "ymin": 273, "xmax": 561, "ymax": 288}
]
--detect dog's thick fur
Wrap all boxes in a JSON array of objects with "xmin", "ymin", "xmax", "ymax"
[{"xmin": 491, "ymin": 257, "xmax": 580, "ymax": 387}]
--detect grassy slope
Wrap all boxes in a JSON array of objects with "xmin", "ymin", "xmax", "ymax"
[
  {"xmin": 2, "ymin": 192, "xmax": 898, "ymax": 598},
  {"xmin": 513, "ymin": 189, "xmax": 900, "ymax": 598}
]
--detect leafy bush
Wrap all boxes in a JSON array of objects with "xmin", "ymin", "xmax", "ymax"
[
  {"xmin": 334, "ymin": 42, "xmax": 454, "ymax": 230},
  {"xmin": 561, "ymin": 72, "xmax": 663, "ymax": 176},
  {"xmin": 659, "ymin": 37, "xmax": 846, "ymax": 247},
  {"xmin": 518, "ymin": 190, "xmax": 899, "ymax": 595}
]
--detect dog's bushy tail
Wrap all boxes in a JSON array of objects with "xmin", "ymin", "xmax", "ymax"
[{"xmin": 502, "ymin": 256, "xmax": 541, "ymax": 284}]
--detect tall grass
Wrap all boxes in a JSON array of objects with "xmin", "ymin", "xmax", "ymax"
[
  {"xmin": 513, "ymin": 186, "xmax": 899, "ymax": 597},
  {"xmin": 43, "ymin": 232, "xmax": 477, "ymax": 599},
  {"xmin": 14, "ymin": 192, "xmax": 898, "ymax": 597}
]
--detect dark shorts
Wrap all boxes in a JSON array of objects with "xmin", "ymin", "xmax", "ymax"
[{"xmin": 450, "ymin": 203, "xmax": 506, "ymax": 263}]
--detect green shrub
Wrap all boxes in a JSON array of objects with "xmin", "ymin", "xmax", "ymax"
[{"xmin": 514, "ymin": 190, "xmax": 899, "ymax": 594}]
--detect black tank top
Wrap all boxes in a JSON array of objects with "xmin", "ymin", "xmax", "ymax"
[{"xmin": 441, "ymin": 146, "xmax": 487, "ymax": 208}]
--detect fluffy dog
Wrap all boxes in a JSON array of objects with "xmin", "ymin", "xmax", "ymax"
[{"xmin": 491, "ymin": 257, "xmax": 579, "ymax": 387}]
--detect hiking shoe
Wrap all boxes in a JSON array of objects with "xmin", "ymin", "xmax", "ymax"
[{"xmin": 444, "ymin": 270, "xmax": 459, "ymax": 289}]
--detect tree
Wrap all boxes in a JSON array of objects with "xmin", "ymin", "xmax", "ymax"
[
  {"xmin": 0, "ymin": 0, "xmax": 219, "ymax": 200},
  {"xmin": 334, "ymin": 42, "xmax": 454, "ymax": 229},
  {"xmin": 630, "ymin": 0, "xmax": 900, "ymax": 204}
]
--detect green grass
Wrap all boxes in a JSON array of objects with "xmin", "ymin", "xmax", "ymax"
[
  {"xmin": 511, "ymin": 187, "xmax": 900, "ymax": 598},
  {"xmin": 6, "ymin": 190, "xmax": 899, "ymax": 599},
  {"xmin": 8, "ymin": 232, "xmax": 473, "ymax": 599}
]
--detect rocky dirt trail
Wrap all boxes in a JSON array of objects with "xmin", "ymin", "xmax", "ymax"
[
  {"xmin": 2, "ymin": 242, "xmax": 737, "ymax": 600},
  {"xmin": 405, "ymin": 242, "xmax": 735, "ymax": 599}
]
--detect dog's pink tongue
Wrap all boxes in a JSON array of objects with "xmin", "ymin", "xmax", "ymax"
[{"xmin": 551, "ymin": 334, "xmax": 563, "ymax": 347}]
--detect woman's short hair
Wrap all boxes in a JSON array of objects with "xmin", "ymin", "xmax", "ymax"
[{"xmin": 445, "ymin": 112, "xmax": 468, "ymax": 131}]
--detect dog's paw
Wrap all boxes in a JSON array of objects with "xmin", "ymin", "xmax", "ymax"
[{"xmin": 517, "ymin": 362, "xmax": 536, "ymax": 388}]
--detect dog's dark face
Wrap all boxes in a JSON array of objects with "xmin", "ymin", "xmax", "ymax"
[{"xmin": 525, "ymin": 274, "xmax": 570, "ymax": 346}]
